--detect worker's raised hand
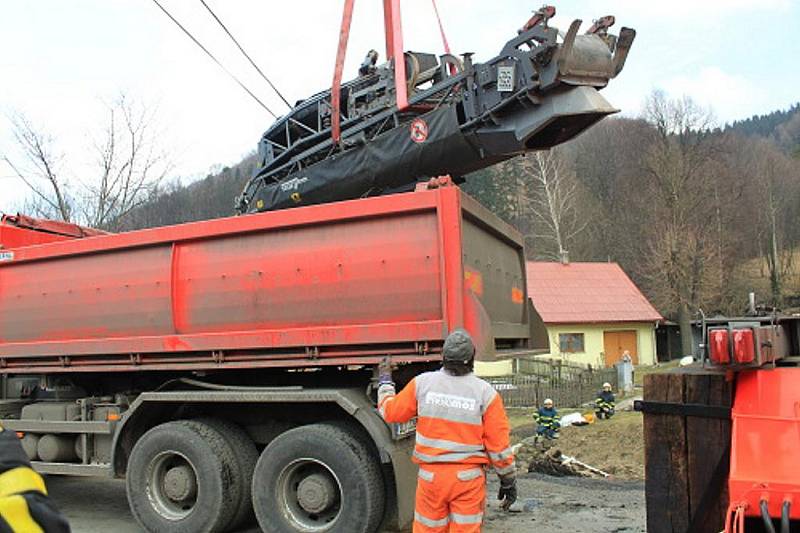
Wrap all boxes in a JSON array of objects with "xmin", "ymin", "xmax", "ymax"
[
  {"xmin": 498, "ymin": 474, "xmax": 517, "ymax": 511},
  {"xmin": 378, "ymin": 355, "xmax": 393, "ymax": 385}
]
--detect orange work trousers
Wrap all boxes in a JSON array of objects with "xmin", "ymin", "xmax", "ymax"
[{"xmin": 413, "ymin": 463, "xmax": 486, "ymax": 533}]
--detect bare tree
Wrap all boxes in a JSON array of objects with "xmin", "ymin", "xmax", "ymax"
[
  {"xmin": 640, "ymin": 91, "xmax": 720, "ymax": 355},
  {"xmin": 516, "ymin": 150, "xmax": 587, "ymax": 261},
  {"xmin": 6, "ymin": 94, "xmax": 170, "ymax": 230},
  {"xmin": 776, "ymin": 109, "xmax": 800, "ymax": 156},
  {"xmin": 82, "ymin": 95, "xmax": 172, "ymax": 229},
  {"xmin": 742, "ymin": 139, "xmax": 798, "ymax": 306},
  {"xmin": 642, "ymin": 221, "xmax": 721, "ymax": 324},
  {"xmin": 463, "ymin": 92, "xmax": 798, "ymax": 330},
  {"xmin": 5, "ymin": 113, "xmax": 73, "ymax": 221},
  {"xmin": 642, "ymin": 91, "xmax": 718, "ymax": 226},
  {"xmin": 564, "ymin": 117, "xmax": 656, "ymax": 265}
]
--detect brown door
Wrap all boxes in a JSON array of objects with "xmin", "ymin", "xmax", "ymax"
[{"xmin": 603, "ymin": 330, "xmax": 638, "ymax": 366}]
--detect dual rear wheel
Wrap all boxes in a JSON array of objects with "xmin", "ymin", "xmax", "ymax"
[{"xmin": 126, "ymin": 420, "xmax": 385, "ymax": 533}]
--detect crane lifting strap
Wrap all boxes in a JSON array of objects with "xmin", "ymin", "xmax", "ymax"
[{"xmin": 431, "ymin": 0, "xmax": 451, "ymax": 54}]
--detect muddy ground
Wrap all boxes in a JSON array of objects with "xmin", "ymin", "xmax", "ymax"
[
  {"xmin": 47, "ymin": 471, "xmax": 645, "ymax": 532},
  {"xmin": 484, "ymin": 473, "xmax": 645, "ymax": 533},
  {"xmin": 484, "ymin": 403, "xmax": 647, "ymax": 531},
  {"xmin": 46, "ymin": 405, "xmax": 647, "ymax": 531}
]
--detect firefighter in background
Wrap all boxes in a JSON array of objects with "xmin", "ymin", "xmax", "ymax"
[
  {"xmin": 595, "ymin": 382, "xmax": 616, "ymax": 420},
  {"xmin": 0, "ymin": 422, "xmax": 71, "ymax": 532},
  {"xmin": 534, "ymin": 398, "xmax": 560, "ymax": 439},
  {"xmin": 377, "ymin": 329, "xmax": 517, "ymax": 532}
]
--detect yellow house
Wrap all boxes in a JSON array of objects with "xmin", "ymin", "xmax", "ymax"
[{"xmin": 477, "ymin": 261, "xmax": 662, "ymax": 376}]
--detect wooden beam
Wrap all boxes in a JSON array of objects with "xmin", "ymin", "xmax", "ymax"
[
  {"xmin": 644, "ymin": 372, "xmax": 689, "ymax": 533},
  {"xmin": 643, "ymin": 370, "xmax": 733, "ymax": 533},
  {"xmin": 686, "ymin": 372, "xmax": 732, "ymax": 532}
]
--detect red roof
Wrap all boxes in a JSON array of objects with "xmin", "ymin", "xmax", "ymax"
[{"xmin": 526, "ymin": 261, "xmax": 663, "ymax": 324}]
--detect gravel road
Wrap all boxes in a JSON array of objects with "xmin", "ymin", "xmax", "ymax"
[{"xmin": 47, "ymin": 472, "xmax": 644, "ymax": 532}]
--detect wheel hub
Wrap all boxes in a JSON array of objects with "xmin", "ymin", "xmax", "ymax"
[
  {"xmin": 163, "ymin": 464, "xmax": 197, "ymax": 502},
  {"xmin": 297, "ymin": 473, "xmax": 337, "ymax": 514}
]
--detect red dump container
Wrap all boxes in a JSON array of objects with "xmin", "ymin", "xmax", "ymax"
[
  {"xmin": 0, "ymin": 187, "xmax": 536, "ymax": 373},
  {"xmin": 729, "ymin": 368, "xmax": 800, "ymax": 519}
]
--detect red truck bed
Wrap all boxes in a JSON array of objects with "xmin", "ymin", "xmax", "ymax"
[{"xmin": 0, "ymin": 187, "xmax": 535, "ymax": 373}]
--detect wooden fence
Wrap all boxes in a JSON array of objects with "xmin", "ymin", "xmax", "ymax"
[{"xmin": 487, "ymin": 359, "xmax": 618, "ymax": 408}]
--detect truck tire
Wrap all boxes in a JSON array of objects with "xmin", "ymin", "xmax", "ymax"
[
  {"xmin": 125, "ymin": 420, "xmax": 241, "ymax": 533},
  {"xmin": 252, "ymin": 423, "xmax": 385, "ymax": 533},
  {"xmin": 196, "ymin": 417, "xmax": 258, "ymax": 530}
]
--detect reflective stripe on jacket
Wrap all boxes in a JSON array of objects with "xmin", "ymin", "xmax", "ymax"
[
  {"xmin": 379, "ymin": 369, "xmax": 515, "ymax": 475},
  {"xmin": 0, "ymin": 425, "xmax": 71, "ymax": 532},
  {"xmin": 534, "ymin": 407, "xmax": 560, "ymax": 428},
  {"xmin": 595, "ymin": 391, "xmax": 615, "ymax": 409}
]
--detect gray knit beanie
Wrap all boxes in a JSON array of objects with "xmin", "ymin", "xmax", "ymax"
[{"xmin": 442, "ymin": 329, "xmax": 476, "ymax": 363}]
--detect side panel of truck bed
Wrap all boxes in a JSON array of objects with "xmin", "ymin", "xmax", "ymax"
[{"xmin": 0, "ymin": 188, "xmax": 530, "ymax": 372}]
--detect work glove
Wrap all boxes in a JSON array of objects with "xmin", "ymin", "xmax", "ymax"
[
  {"xmin": 378, "ymin": 355, "xmax": 393, "ymax": 385},
  {"xmin": 497, "ymin": 474, "xmax": 517, "ymax": 511}
]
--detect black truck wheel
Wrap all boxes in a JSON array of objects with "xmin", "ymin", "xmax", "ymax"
[
  {"xmin": 126, "ymin": 420, "xmax": 241, "ymax": 533},
  {"xmin": 252, "ymin": 423, "xmax": 385, "ymax": 533},
  {"xmin": 196, "ymin": 417, "xmax": 259, "ymax": 530}
]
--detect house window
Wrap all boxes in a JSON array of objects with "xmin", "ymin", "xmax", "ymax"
[{"xmin": 559, "ymin": 333, "xmax": 585, "ymax": 353}]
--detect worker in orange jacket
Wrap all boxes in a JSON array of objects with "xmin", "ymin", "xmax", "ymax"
[{"xmin": 378, "ymin": 329, "xmax": 517, "ymax": 532}]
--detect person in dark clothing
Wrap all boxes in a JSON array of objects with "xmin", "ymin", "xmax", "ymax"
[
  {"xmin": 534, "ymin": 398, "xmax": 560, "ymax": 439},
  {"xmin": 595, "ymin": 382, "xmax": 616, "ymax": 420},
  {"xmin": 0, "ymin": 422, "xmax": 71, "ymax": 532}
]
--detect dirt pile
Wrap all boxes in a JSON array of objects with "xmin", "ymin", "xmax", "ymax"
[
  {"xmin": 514, "ymin": 440, "xmax": 609, "ymax": 478},
  {"xmin": 511, "ymin": 411, "xmax": 644, "ymax": 480}
]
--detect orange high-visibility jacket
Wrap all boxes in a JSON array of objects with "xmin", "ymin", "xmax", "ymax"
[{"xmin": 379, "ymin": 369, "xmax": 515, "ymax": 475}]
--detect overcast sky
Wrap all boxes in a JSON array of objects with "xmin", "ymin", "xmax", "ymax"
[{"xmin": 1, "ymin": 0, "xmax": 798, "ymax": 214}]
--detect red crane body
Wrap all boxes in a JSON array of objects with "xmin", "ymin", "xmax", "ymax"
[
  {"xmin": 702, "ymin": 320, "xmax": 800, "ymax": 531},
  {"xmin": 728, "ymin": 368, "xmax": 800, "ymax": 526}
]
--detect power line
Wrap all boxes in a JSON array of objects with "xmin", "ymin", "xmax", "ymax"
[
  {"xmin": 199, "ymin": 0, "xmax": 292, "ymax": 109},
  {"xmin": 148, "ymin": 0, "xmax": 278, "ymax": 118}
]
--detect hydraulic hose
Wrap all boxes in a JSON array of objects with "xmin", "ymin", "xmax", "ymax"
[
  {"xmin": 761, "ymin": 500, "xmax": 777, "ymax": 533},
  {"xmin": 781, "ymin": 501, "xmax": 791, "ymax": 533}
]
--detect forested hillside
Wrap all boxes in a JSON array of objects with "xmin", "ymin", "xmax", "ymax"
[
  {"xmin": 118, "ymin": 154, "xmax": 258, "ymax": 230},
  {"xmin": 463, "ymin": 94, "xmax": 800, "ymax": 319},
  {"xmin": 726, "ymin": 102, "xmax": 800, "ymax": 156},
  {"xmin": 117, "ymin": 94, "xmax": 800, "ymax": 321}
]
